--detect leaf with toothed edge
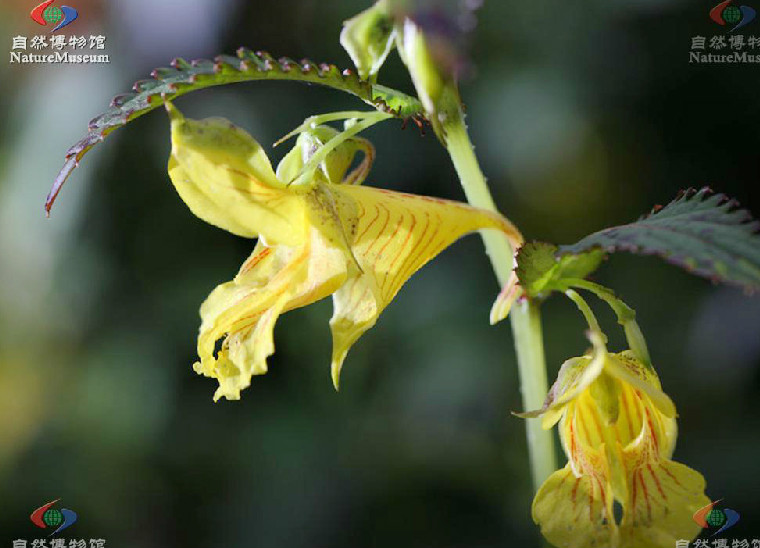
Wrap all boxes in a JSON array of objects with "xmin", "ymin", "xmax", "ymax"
[
  {"xmin": 45, "ymin": 48, "xmax": 425, "ymax": 215},
  {"xmin": 559, "ymin": 187, "xmax": 760, "ymax": 292}
]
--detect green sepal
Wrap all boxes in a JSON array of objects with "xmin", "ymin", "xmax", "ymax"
[{"xmin": 515, "ymin": 242, "xmax": 605, "ymax": 298}]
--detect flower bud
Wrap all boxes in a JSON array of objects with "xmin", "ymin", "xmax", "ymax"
[{"xmin": 340, "ymin": 0, "xmax": 396, "ymax": 81}]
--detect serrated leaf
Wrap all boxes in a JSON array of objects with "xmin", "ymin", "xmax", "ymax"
[
  {"xmin": 559, "ymin": 187, "xmax": 760, "ymax": 291},
  {"xmin": 45, "ymin": 48, "xmax": 424, "ymax": 214},
  {"xmin": 516, "ymin": 242, "xmax": 605, "ymax": 297}
]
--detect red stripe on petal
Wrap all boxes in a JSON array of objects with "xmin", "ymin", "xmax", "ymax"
[
  {"xmin": 356, "ymin": 204, "xmax": 382, "ymax": 243},
  {"xmin": 362, "ymin": 203, "xmax": 391, "ymax": 257},
  {"xmin": 647, "ymin": 464, "xmax": 666, "ymax": 500},
  {"xmin": 386, "ymin": 211, "xmax": 431, "ymax": 297}
]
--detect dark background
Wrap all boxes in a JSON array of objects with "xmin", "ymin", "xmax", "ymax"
[{"xmin": 0, "ymin": 0, "xmax": 759, "ymax": 546}]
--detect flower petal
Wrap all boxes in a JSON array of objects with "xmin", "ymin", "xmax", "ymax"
[
  {"xmin": 489, "ymin": 270, "xmax": 520, "ymax": 325},
  {"xmin": 532, "ymin": 465, "xmax": 617, "ymax": 548},
  {"xmin": 329, "ymin": 273, "xmax": 380, "ymax": 389},
  {"xmin": 605, "ymin": 351, "xmax": 676, "ymax": 419},
  {"xmin": 166, "ymin": 103, "xmax": 305, "ymax": 244},
  {"xmin": 517, "ymin": 353, "xmax": 604, "ymax": 430},
  {"xmin": 194, "ymin": 230, "xmax": 347, "ymax": 399},
  {"xmin": 589, "ymin": 370, "xmax": 621, "ymax": 425},
  {"xmin": 324, "ymin": 183, "xmax": 523, "ymax": 387},
  {"xmin": 196, "ymin": 242, "xmax": 305, "ymax": 368},
  {"xmin": 618, "ymin": 412, "xmax": 709, "ymax": 548},
  {"xmin": 336, "ymin": 184, "xmax": 523, "ymax": 309},
  {"xmin": 206, "ymin": 292, "xmax": 290, "ymax": 402}
]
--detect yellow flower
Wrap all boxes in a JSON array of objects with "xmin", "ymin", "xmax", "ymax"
[
  {"xmin": 522, "ymin": 332, "xmax": 709, "ymax": 548},
  {"xmin": 165, "ymin": 103, "xmax": 522, "ymax": 401}
]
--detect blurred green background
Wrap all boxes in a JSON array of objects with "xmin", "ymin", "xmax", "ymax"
[{"xmin": 1, "ymin": 0, "xmax": 759, "ymax": 546}]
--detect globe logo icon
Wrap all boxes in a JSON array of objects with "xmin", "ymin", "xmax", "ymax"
[
  {"xmin": 710, "ymin": 0, "xmax": 757, "ymax": 31},
  {"xmin": 723, "ymin": 5, "xmax": 743, "ymax": 23},
  {"xmin": 705, "ymin": 508, "xmax": 727, "ymax": 528},
  {"xmin": 42, "ymin": 5, "xmax": 63, "ymax": 24},
  {"xmin": 30, "ymin": 499, "xmax": 78, "ymax": 535},
  {"xmin": 30, "ymin": 1, "xmax": 80, "ymax": 32},
  {"xmin": 693, "ymin": 500, "xmax": 741, "ymax": 537}
]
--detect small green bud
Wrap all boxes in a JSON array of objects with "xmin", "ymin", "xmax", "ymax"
[
  {"xmin": 396, "ymin": 18, "xmax": 447, "ymax": 119},
  {"xmin": 340, "ymin": 0, "xmax": 396, "ymax": 81}
]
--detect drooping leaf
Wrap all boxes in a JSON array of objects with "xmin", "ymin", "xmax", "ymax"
[
  {"xmin": 516, "ymin": 242, "xmax": 605, "ymax": 297},
  {"xmin": 560, "ymin": 188, "xmax": 760, "ymax": 292},
  {"xmin": 45, "ymin": 48, "xmax": 424, "ymax": 214}
]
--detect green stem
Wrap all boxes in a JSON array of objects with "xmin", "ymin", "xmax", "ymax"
[
  {"xmin": 564, "ymin": 278, "xmax": 652, "ymax": 367},
  {"xmin": 442, "ymin": 103, "xmax": 557, "ymax": 491},
  {"xmin": 510, "ymin": 299, "xmax": 556, "ymax": 489},
  {"xmin": 564, "ymin": 289, "xmax": 605, "ymax": 344},
  {"xmin": 443, "ymin": 112, "xmax": 513, "ymax": 284},
  {"xmin": 274, "ymin": 110, "xmax": 383, "ymax": 147},
  {"xmin": 563, "ymin": 279, "xmax": 634, "ymax": 322}
]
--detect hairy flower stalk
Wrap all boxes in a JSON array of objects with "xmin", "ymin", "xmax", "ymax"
[{"xmin": 165, "ymin": 103, "xmax": 522, "ymax": 400}]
